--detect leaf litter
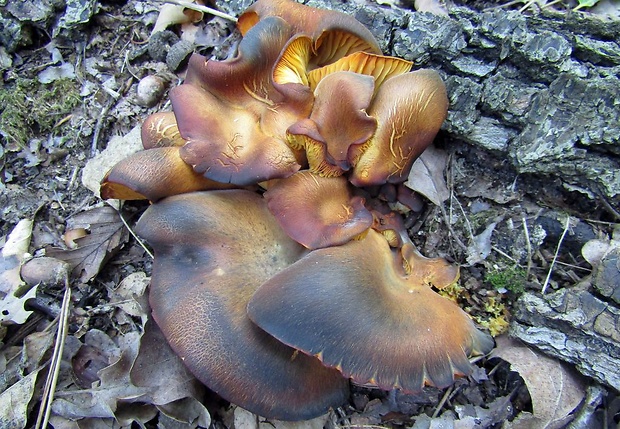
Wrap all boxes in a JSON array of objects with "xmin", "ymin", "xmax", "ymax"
[{"xmin": 45, "ymin": 206, "xmax": 129, "ymax": 283}]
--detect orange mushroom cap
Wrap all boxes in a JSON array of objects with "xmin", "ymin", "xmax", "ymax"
[
  {"xmin": 141, "ymin": 111, "xmax": 186, "ymax": 149},
  {"xmin": 287, "ymin": 71, "xmax": 377, "ymax": 177},
  {"xmin": 248, "ymin": 229, "xmax": 494, "ymax": 392},
  {"xmin": 238, "ymin": 0, "xmax": 381, "ymax": 67},
  {"xmin": 135, "ymin": 190, "xmax": 349, "ymax": 420},
  {"xmin": 171, "ymin": 17, "xmax": 311, "ymax": 185},
  {"xmin": 100, "ymin": 146, "xmax": 235, "ymax": 202},
  {"xmin": 350, "ymin": 69, "xmax": 449, "ymax": 187},
  {"xmin": 264, "ymin": 171, "xmax": 373, "ymax": 249}
]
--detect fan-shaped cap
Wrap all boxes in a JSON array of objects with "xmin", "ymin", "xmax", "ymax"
[
  {"xmin": 171, "ymin": 17, "xmax": 311, "ymax": 185},
  {"xmin": 264, "ymin": 171, "xmax": 373, "ymax": 249},
  {"xmin": 287, "ymin": 71, "xmax": 377, "ymax": 177},
  {"xmin": 141, "ymin": 111, "xmax": 185, "ymax": 149},
  {"xmin": 237, "ymin": 0, "xmax": 381, "ymax": 65},
  {"xmin": 135, "ymin": 190, "xmax": 349, "ymax": 420},
  {"xmin": 248, "ymin": 229, "xmax": 494, "ymax": 392},
  {"xmin": 100, "ymin": 147, "xmax": 235, "ymax": 202},
  {"xmin": 350, "ymin": 69, "xmax": 449, "ymax": 187}
]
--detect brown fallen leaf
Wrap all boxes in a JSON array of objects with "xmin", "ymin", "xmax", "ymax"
[
  {"xmin": 46, "ymin": 206, "xmax": 128, "ymax": 282},
  {"xmin": 405, "ymin": 145, "xmax": 450, "ymax": 206},
  {"xmin": 492, "ymin": 336, "xmax": 586, "ymax": 429},
  {"xmin": 51, "ymin": 320, "xmax": 208, "ymax": 425}
]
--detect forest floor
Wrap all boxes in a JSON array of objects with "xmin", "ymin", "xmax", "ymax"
[{"xmin": 1, "ymin": 0, "xmax": 619, "ymax": 428}]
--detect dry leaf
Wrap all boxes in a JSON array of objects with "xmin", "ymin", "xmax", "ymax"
[
  {"xmin": 414, "ymin": 0, "xmax": 448, "ymax": 15},
  {"xmin": 107, "ymin": 272, "xmax": 150, "ymax": 322},
  {"xmin": 582, "ymin": 228, "xmax": 620, "ymax": 266},
  {"xmin": 130, "ymin": 319, "xmax": 205, "ymax": 406},
  {"xmin": 405, "ymin": 145, "xmax": 450, "ymax": 206},
  {"xmin": 0, "ymin": 284, "xmax": 38, "ymax": 324},
  {"xmin": 0, "ymin": 370, "xmax": 40, "ymax": 429},
  {"xmin": 466, "ymin": 221, "xmax": 497, "ymax": 265},
  {"xmin": 0, "ymin": 218, "xmax": 33, "ymax": 294},
  {"xmin": 52, "ymin": 320, "xmax": 207, "ymax": 425},
  {"xmin": 492, "ymin": 336, "xmax": 585, "ymax": 429},
  {"xmin": 46, "ymin": 206, "xmax": 128, "ymax": 282},
  {"xmin": 81, "ymin": 124, "xmax": 142, "ymax": 198},
  {"xmin": 152, "ymin": 3, "xmax": 204, "ymax": 34}
]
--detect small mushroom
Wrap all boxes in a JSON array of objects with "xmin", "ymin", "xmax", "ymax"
[
  {"xmin": 100, "ymin": 146, "xmax": 235, "ymax": 201},
  {"xmin": 286, "ymin": 71, "xmax": 377, "ymax": 177},
  {"xmin": 350, "ymin": 69, "xmax": 449, "ymax": 187},
  {"xmin": 135, "ymin": 190, "xmax": 349, "ymax": 420},
  {"xmin": 264, "ymin": 171, "xmax": 373, "ymax": 249},
  {"xmin": 248, "ymin": 229, "xmax": 494, "ymax": 392}
]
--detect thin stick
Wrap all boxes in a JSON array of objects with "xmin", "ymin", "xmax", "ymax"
[
  {"xmin": 115, "ymin": 205, "xmax": 154, "ymax": 259},
  {"xmin": 522, "ymin": 215, "xmax": 533, "ymax": 280},
  {"xmin": 35, "ymin": 277, "xmax": 71, "ymax": 429},
  {"xmin": 541, "ymin": 215, "xmax": 570, "ymax": 293},
  {"xmin": 432, "ymin": 385, "xmax": 454, "ymax": 418},
  {"xmin": 162, "ymin": 0, "xmax": 237, "ymax": 22}
]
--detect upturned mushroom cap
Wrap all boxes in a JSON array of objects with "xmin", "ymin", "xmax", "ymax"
[
  {"xmin": 135, "ymin": 190, "xmax": 349, "ymax": 420},
  {"xmin": 264, "ymin": 171, "xmax": 373, "ymax": 249},
  {"xmin": 141, "ymin": 111, "xmax": 185, "ymax": 149},
  {"xmin": 171, "ymin": 17, "xmax": 310, "ymax": 185},
  {"xmin": 350, "ymin": 69, "xmax": 449, "ymax": 187},
  {"xmin": 237, "ymin": 0, "xmax": 381, "ymax": 66},
  {"xmin": 248, "ymin": 229, "xmax": 494, "ymax": 392},
  {"xmin": 287, "ymin": 71, "xmax": 377, "ymax": 176},
  {"xmin": 100, "ymin": 147, "xmax": 235, "ymax": 201}
]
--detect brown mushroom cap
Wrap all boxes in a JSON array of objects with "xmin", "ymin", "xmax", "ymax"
[
  {"xmin": 350, "ymin": 69, "xmax": 449, "ymax": 187},
  {"xmin": 141, "ymin": 111, "xmax": 185, "ymax": 149},
  {"xmin": 100, "ymin": 147, "xmax": 234, "ymax": 202},
  {"xmin": 135, "ymin": 190, "xmax": 349, "ymax": 420},
  {"xmin": 248, "ymin": 229, "xmax": 494, "ymax": 392},
  {"xmin": 264, "ymin": 171, "xmax": 373, "ymax": 249},
  {"xmin": 171, "ymin": 17, "xmax": 310, "ymax": 185},
  {"xmin": 237, "ymin": 0, "xmax": 381, "ymax": 66},
  {"xmin": 287, "ymin": 71, "xmax": 377, "ymax": 177}
]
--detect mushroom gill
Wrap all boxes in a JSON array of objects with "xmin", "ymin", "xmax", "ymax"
[
  {"xmin": 135, "ymin": 190, "xmax": 349, "ymax": 420},
  {"xmin": 237, "ymin": 0, "xmax": 381, "ymax": 66}
]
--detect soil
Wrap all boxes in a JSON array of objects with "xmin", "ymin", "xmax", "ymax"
[{"xmin": 1, "ymin": 0, "xmax": 619, "ymax": 428}]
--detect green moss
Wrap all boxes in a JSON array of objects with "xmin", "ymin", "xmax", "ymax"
[
  {"xmin": 0, "ymin": 78, "xmax": 81, "ymax": 148},
  {"xmin": 485, "ymin": 266, "xmax": 527, "ymax": 294}
]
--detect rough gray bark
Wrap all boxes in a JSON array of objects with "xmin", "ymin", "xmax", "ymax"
[{"xmin": 510, "ymin": 283, "xmax": 620, "ymax": 391}]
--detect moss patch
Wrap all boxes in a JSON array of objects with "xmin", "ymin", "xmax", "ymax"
[{"xmin": 0, "ymin": 78, "xmax": 81, "ymax": 149}]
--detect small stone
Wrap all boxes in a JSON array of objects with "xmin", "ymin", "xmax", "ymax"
[{"xmin": 136, "ymin": 75, "xmax": 166, "ymax": 107}]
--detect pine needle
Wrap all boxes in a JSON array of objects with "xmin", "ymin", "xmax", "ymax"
[{"xmin": 35, "ymin": 275, "xmax": 71, "ymax": 429}]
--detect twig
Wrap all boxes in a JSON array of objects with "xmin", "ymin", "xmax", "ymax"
[
  {"xmin": 522, "ymin": 215, "xmax": 533, "ymax": 280},
  {"xmin": 432, "ymin": 385, "xmax": 454, "ymax": 418},
  {"xmin": 541, "ymin": 215, "xmax": 570, "ymax": 293},
  {"xmin": 162, "ymin": 0, "xmax": 237, "ymax": 22},
  {"xmin": 90, "ymin": 98, "xmax": 114, "ymax": 156},
  {"xmin": 114, "ymin": 204, "xmax": 154, "ymax": 259},
  {"xmin": 35, "ymin": 276, "xmax": 71, "ymax": 429}
]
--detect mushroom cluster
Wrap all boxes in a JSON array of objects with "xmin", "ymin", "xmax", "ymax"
[{"xmin": 101, "ymin": 0, "xmax": 494, "ymax": 421}]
